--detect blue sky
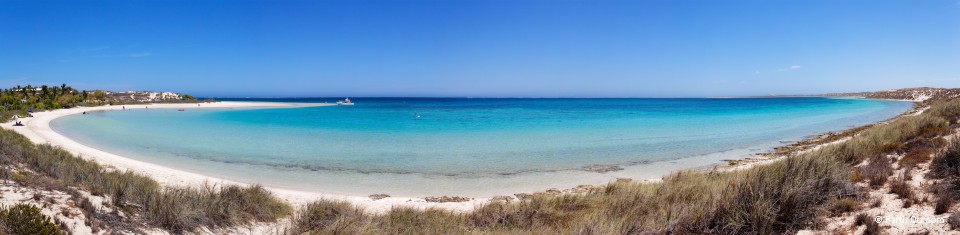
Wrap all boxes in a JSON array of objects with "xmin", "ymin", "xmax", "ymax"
[{"xmin": 1, "ymin": 0, "xmax": 958, "ymax": 97}]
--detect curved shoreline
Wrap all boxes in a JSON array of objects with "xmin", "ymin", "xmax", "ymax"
[
  {"xmin": 2, "ymin": 100, "xmax": 915, "ymax": 213},
  {"xmin": 3, "ymin": 102, "xmax": 485, "ymax": 213}
]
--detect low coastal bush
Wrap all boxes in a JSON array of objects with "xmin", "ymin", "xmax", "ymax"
[
  {"xmin": 830, "ymin": 198, "xmax": 859, "ymax": 216},
  {"xmin": 0, "ymin": 129, "xmax": 291, "ymax": 232},
  {"xmin": 288, "ymin": 199, "xmax": 365, "ymax": 234},
  {"xmin": 926, "ymin": 138, "xmax": 960, "ymax": 214},
  {"xmin": 857, "ymin": 213, "xmax": 883, "ymax": 235},
  {"xmin": 899, "ymin": 146, "xmax": 933, "ymax": 170},
  {"xmin": 888, "ymin": 175, "xmax": 916, "ymax": 208},
  {"xmin": 0, "ymin": 204, "xmax": 63, "ymax": 235},
  {"xmin": 928, "ymin": 138, "xmax": 960, "ymax": 179},
  {"xmin": 859, "ymin": 155, "xmax": 893, "ymax": 189}
]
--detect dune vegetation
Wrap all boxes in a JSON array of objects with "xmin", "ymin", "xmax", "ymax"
[
  {"xmin": 284, "ymin": 98, "xmax": 960, "ymax": 234},
  {"xmin": 0, "ymin": 128, "xmax": 291, "ymax": 233}
]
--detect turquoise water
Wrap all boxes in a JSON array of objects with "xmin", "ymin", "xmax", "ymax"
[{"xmin": 51, "ymin": 98, "xmax": 912, "ymax": 195}]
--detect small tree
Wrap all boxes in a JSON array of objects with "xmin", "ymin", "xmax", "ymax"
[
  {"xmin": 55, "ymin": 94, "xmax": 75, "ymax": 108},
  {"xmin": 92, "ymin": 90, "xmax": 107, "ymax": 104}
]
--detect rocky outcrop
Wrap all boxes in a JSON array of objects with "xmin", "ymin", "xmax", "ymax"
[
  {"xmin": 423, "ymin": 196, "xmax": 472, "ymax": 203},
  {"xmin": 368, "ymin": 194, "xmax": 390, "ymax": 200},
  {"xmin": 582, "ymin": 164, "xmax": 624, "ymax": 173}
]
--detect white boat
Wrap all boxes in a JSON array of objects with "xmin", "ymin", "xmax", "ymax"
[{"xmin": 337, "ymin": 98, "xmax": 354, "ymax": 106}]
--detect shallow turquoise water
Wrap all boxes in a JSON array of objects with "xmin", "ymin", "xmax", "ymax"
[{"xmin": 51, "ymin": 98, "xmax": 911, "ymax": 195}]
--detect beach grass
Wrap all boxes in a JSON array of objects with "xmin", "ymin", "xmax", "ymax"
[
  {"xmin": 285, "ymin": 98, "xmax": 960, "ymax": 234},
  {"xmin": 0, "ymin": 128, "xmax": 291, "ymax": 232},
  {"xmin": 281, "ymin": 152, "xmax": 853, "ymax": 234}
]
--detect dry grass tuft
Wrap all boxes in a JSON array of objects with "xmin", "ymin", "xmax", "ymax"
[
  {"xmin": 860, "ymin": 155, "xmax": 894, "ymax": 189},
  {"xmin": 860, "ymin": 213, "xmax": 882, "ymax": 235},
  {"xmin": 889, "ymin": 176, "xmax": 915, "ymax": 208},
  {"xmin": 830, "ymin": 198, "xmax": 859, "ymax": 217}
]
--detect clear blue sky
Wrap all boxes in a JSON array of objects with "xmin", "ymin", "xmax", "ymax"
[{"xmin": 1, "ymin": 0, "xmax": 958, "ymax": 97}]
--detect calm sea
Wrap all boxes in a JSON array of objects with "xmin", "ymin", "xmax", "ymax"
[{"xmin": 51, "ymin": 97, "xmax": 912, "ymax": 196}]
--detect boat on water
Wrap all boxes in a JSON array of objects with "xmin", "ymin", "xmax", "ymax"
[{"xmin": 337, "ymin": 98, "xmax": 354, "ymax": 106}]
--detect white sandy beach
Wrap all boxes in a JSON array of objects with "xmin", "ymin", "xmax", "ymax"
[{"xmin": 1, "ymin": 101, "xmax": 486, "ymax": 213}]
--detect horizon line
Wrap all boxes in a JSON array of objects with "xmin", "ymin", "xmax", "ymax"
[{"xmin": 202, "ymin": 95, "xmax": 839, "ymax": 99}]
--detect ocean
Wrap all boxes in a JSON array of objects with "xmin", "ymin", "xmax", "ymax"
[{"xmin": 51, "ymin": 97, "xmax": 912, "ymax": 196}]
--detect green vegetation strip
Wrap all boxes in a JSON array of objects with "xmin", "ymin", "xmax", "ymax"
[{"xmin": 0, "ymin": 84, "xmax": 199, "ymax": 122}]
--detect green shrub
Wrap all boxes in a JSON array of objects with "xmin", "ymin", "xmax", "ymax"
[{"xmin": 0, "ymin": 204, "xmax": 63, "ymax": 235}]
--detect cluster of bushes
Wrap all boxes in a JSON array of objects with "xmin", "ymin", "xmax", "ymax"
[
  {"xmin": 0, "ymin": 84, "xmax": 86, "ymax": 111},
  {"xmin": 284, "ymin": 98, "xmax": 960, "ymax": 234},
  {"xmin": 0, "ymin": 84, "xmax": 96, "ymax": 122},
  {"xmin": 0, "ymin": 128, "xmax": 290, "ymax": 233}
]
